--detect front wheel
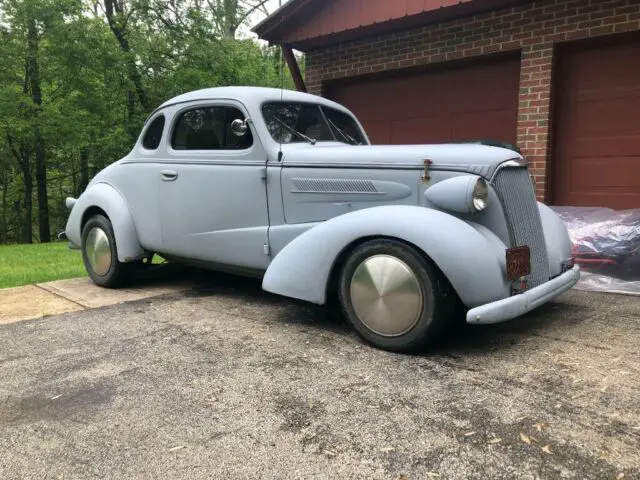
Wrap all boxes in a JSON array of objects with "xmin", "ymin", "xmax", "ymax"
[
  {"xmin": 338, "ymin": 239, "xmax": 451, "ymax": 353},
  {"xmin": 81, "ymin": 214, "xmax": 134, "ymax": 288}
]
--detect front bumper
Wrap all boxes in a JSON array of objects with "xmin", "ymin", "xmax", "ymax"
[{"xmin": 466, "ymin": 265, "xmax": 581, "ymax": 325}]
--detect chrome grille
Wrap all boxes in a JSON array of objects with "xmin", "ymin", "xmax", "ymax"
[{"xmin": 492, "ymin": 166, "xmax": 550, "ymax": 288}]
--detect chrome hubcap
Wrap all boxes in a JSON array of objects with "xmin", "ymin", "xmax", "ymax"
[
  {"xmin": 349, "ymin": 255, "xmax": 424, "ymax": 337},
  {"xmin": 85, "ymin": 227, "xmax": 112, "ymax": 276}
]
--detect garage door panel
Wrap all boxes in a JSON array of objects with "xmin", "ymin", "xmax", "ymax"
[
  {"xmin": 327, "ymin": 57, "xmax": 520, "ymax": 146},
  {"xmin": 364, "ymin": 121, "xmax": 392, "ymax": 144},
  {"xmin": 566, "ymin": 192, "xmax": 640, "ymax": 211},
  {"xmin": 568, "ymin": 157, "xmax": 640, "ymax": 187},
  {"xmin": 452, "ymin": 110, "xmax": 516, "ymax": 142},
  {"xmin": 572, "ymin": 97, "xmax": 640, "ymax": 134},
  {"xmin": 566, "ymin": 46, "xmax": 640, "ymax": 95},
  {"xmin": 554, "ymin": 38, "xmax": 640, "ymax": 209},
  {"xmin": 390, "ymin": 117, "xmax": 450, "ymax": 144},
  {"xmin": 572, "ymin": 135, "xmax": 640, "ymax": 157}
]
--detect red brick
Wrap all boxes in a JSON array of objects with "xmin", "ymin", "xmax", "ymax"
[
  {"xmin": 500, "ymin": 41, "xmax": 521, "ymax": 50},
  {"xmin": 566, "ymin": 29, "xmax": 589, "ymax": 40},
  {"xmin": 578, "ymin": 19, "xmax": 603, "ymax": 28},
  {"xmin": 473, "ymin": 38, "xmax": 492, "ymax": 48},
  {"xmin": 565, "ymin": 13, "xmax": 590, "ymax": 23},
  {"xmin": 543, "ymin": 18, "xmax": 567, "ymax": 28},
  {"xmin": 592, "ymin": 10, "xmax": 621, "ymax": 20},
  {"xmin": 590, "ymin": 25, "xmax": 615, "ymax": 35},
  {"xmin": 483, "ymin": 44, "xmax": 502, "ymax": 54},
  {"xmin": 578, "ymin": 4, "xmax": 603, "ymax": 14},
  {"xmin": 544, "ymin": 33, "xmax": 568, "ymax": 42},
  {"xmin": 464, "ymin": 47, "xmax": 482, "ymax": 56},
  {"xmin": 618, "ymin": 5, "xmax": 640, "ymax": 14},
  {"xmin": 544, "ymin": 3, "xmax": 569, "ymax": 15},
  {"xmin": 614, "ymin": 21, "xmax": 640, "ymax": 32}
]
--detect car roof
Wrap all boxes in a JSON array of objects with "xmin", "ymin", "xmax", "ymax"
[{"xmin": 149, "ymin": 86, "xmax": 349, "ymax": 118}]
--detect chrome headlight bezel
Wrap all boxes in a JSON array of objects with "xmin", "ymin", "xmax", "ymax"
[{"xmin": 471, "ymin": 178, "xmax": 489, "ymax": 212}]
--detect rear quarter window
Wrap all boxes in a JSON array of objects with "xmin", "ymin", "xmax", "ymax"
[{"xmin": 142, "ymin": 115, "xmax": 166, "ymax": 150}]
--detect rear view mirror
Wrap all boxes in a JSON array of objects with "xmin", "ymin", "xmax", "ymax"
[{"xmin": 231, "ymin": 118, "xmax": 248, "ymax": 137}]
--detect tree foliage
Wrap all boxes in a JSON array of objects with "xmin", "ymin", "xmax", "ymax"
[{"xmin": 0, "ymin": 0, "xmax": 297, "ymax": 244}]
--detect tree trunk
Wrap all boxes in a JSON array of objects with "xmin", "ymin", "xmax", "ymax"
[
  {"xmin": 27, "ymin": 18, "xmax": 50, "ymax": 242},
  {"xmin": 77, "ymin": 148, "xmax": 90, "ymax": 196},
  {"xmin": 223, "ymin": 0, "xmax": 238, "ymax": 38},
  {"xmin": 1, "ymin": 181, "xmax": 7, "ymax": 244},
  {"xmin": 103, "ymin": 0, "xmax": 149, "ymax": 129},
  {"xmin": 34, "ymin": 127, "xmax": 49, "ymax": 242},
  {"xmin": 21, "ymin": 150, "xmax": 33, "ymax": 244}
]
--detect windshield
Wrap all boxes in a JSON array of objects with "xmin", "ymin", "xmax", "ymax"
[{"xmin": 261, "ymin": 102, "xmax": 366, "ymax": 145}]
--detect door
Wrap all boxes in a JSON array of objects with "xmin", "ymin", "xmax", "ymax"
[
  {"xmin": 113, "ymin": 113, "xmax": 168, "ymax": 252},
  {"xmin": 325, "ymin": 56, "xmax": 520, "ymax": 145},
  {"xmin": 553, "ymin": 37, "xmax": 640, "ymax": 209},
  {"xmin": 158, "ymin": 101, "xmax": 270, "ymax": 271}
]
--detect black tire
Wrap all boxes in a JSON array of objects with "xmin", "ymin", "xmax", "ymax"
[
  {"xmin": 81, "ymin": 214, "xmax": 135, "ymax": 288},
  {"xmin": 338, "ymin": 239, "xmax": 452, "ymax": 353}
]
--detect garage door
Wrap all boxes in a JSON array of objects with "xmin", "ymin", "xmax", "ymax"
[
  {"xmin": 553, "ymin": 38, "xmax": 640, "ymax": 209},
  {"xmin": 325, "ymin": 57, "xmax": 520, "ymax": 145}
]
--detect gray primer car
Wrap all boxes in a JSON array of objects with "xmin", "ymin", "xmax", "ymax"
[{"xmin": 64, "ymin": 86, "xmax": 580, "ymax": 352}]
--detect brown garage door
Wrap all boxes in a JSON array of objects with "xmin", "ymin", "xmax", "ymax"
[
  {"xmin": 553, "ymin": 38, "xmax": 640, "ymax": 209},
  {"xmin": 325, "ymin": 57, "xmax": 520, "ymax": 145}
]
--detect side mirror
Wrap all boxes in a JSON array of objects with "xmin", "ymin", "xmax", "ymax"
[{"xmin": 230, "ymin": 118, "xmax": 248, "ymax": 137}]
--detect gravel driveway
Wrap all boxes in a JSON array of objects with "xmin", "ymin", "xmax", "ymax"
[{"xmin": 1, "ymin": 271, "xmax": 639, "ymax": 479}]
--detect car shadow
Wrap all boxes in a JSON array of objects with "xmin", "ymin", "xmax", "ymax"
[
  {"xmin": 426, "ymin": 300, "xmax": 591, "ymax": 356},
  {"xmin": 152, "ymin": 264, "xmax": 352, "ymax": 335},
  {"xmin": 140, "ymin": 264, "xmax": 589, "ymax": 354}
]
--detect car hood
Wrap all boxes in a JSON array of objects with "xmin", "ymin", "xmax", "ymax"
[{"xmin": 280, "ymin": 143, "xmax": 525, "ymax": 178}]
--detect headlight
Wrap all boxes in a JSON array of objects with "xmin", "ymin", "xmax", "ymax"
[
  {"xmin": 424, "ymin": 175, "xmax": 491, "ymax": 214},
  {"xmin": 472, "ymin": 178, "xmax": 489, "ymax": 212}
]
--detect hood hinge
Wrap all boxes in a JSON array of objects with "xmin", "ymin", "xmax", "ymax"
[{"xmin": 421, "ymin": 159, "xmax": 432, "ymax": 183}]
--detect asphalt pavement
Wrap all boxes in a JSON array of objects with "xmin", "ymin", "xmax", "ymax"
[{"xmin": 1, "ymin": 270, "xmax": 639, "ymax": 479}]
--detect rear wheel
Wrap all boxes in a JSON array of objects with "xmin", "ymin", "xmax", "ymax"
[
  {"xmin": 81, "ymin": 214, "xmax": 134, "ymax": 288},
  {"xmin": 338, "ymin": 239, "xmax": 450, "ymax": 353}
]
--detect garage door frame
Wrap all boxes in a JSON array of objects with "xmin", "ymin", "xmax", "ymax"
[{"xmin": 550, "ymin": 31, "xmax": 640, "ymax": 208}]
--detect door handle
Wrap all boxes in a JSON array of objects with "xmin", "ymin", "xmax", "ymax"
[{"xmin": 160, "ymin": 170, "xmax": 178, "ymax": 181}]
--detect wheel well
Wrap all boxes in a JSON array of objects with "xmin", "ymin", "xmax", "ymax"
[
  {"xmin": 324, "ymin": 235, "xmax": 462, "ymax": 307},
  {"xmin": 81, "ymin": 206, "xmax": 108, "ymax": 233}
]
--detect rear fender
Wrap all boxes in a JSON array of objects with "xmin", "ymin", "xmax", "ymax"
[
  {"xmin": 263, "ymin": 205, "xmax": 510, "ymax": 308},
  {"xmin": 65, "ymin": 182, "xmax": 144, "ymax": 263}
]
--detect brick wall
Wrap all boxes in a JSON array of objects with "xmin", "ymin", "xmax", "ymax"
[{"xmin": 304, "ymin": 0, "xmax": 640, "ymax": 201}]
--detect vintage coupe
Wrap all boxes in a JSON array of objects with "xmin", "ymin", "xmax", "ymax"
[{"xmin": 64, "ymin": 86, "xmax": 580, "ymax": 352}]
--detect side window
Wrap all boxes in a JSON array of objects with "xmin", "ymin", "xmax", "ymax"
[
  {"xmin": 171, "ymin": 106, "xmax": 253, "ymax": 151},
  {"xmin": 142, "ymin": 114, "xmax": 165, "ymax": 150}
]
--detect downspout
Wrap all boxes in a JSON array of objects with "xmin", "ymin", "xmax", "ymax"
[{"xmin": 281, "ymin": 43, "xmax": 307, "ymax": 93}]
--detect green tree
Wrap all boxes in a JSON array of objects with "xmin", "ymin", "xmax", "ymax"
[{"xmin": 0, "ymin": 0, "xmax": 301, "ymax": 245}]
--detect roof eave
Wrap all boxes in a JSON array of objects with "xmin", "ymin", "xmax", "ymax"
[
  {"xmin": 251, "ymin": 0, "xmax": 316, "ymax": 38},
  {"xmin": 254, "ymin": 0, "xmax": 536, "ymax": 51}
]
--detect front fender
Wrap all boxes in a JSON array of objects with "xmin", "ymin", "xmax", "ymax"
[
  {"xmin": 263, "ymin": 205, "xmax": 511, "ymax": 308},
  {"xmin": 538, "ymin": 201, "xmax": 573, "ymax": 277},
  {"xmin": 65, "ymin": 182, "xmax": 144, "ymax": 263}
]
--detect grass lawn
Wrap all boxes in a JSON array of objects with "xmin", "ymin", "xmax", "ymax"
[{"xmin": 0, "ymin": 242, "xmax": 86, "ymax": 289}]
